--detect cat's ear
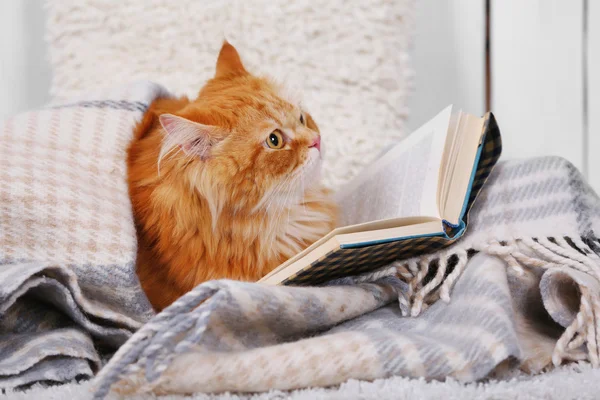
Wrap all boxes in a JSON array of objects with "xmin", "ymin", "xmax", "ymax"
[
  {"xmin": 215, "ymin": 41, "xmax": 247, "ymax": 78},
  {"xmin": 159, "ymin": 114, "xmax": 222, "ymax": 160}
]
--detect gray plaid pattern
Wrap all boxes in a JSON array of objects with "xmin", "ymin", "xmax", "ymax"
[{"xmin": 92, "ymin": 156, "xmax": 600, "ymax": 398}]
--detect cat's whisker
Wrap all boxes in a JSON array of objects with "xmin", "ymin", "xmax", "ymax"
[
  {"xmin": 283, "ymin": 184, "xmax": 293, "ymax": 228},
  {"xmin": 286, "ymin": 176, "xmax": 300, "ymax": 225},
  {"xmin": 267, "ymin": 173, "xmax": 295, "ymax": 246},
  {"xmin": 266, "ymin": 177, "xmax": 289, "ymax": 206},
  {"xmin": 300, "ymin": 172, "xmax": 308, "ymax": 216},
  {"xmin": 263, "ymin": 179, "xmax": 287, "ymax": 215},
  {"xmin": 264, "ymin": 172, "xmax": 295, "ymax": 215},
  {"xmin": 262, "ymin": 192, "xmax": 280, "ymax": 247},
  {"xmin": 280, "ymin": 171, "xmax": 302, "ymax": 231},
  {"xmin": 270, "ymin": 173, "xmax": 294, "ymax": 240},
  {"xmin": 268, "ymin": 182, "xmax": 292, "ymax": 256}
]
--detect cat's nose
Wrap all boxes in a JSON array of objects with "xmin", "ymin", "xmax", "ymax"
[{"xmin": 309, "ymin": 136, "xmax": 321, "ymax": 152}]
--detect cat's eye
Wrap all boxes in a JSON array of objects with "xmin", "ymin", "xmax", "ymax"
[
  {"xmin": 299, "ymin": 113, "xmax": 305, "ymax": 125},
  {"xmin": 266, "ymin": 130, "xmax": 284, "ymax": 149}
]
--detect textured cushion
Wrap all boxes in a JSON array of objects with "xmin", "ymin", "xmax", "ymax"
[{"xmin": 45, "ymin": 0, "xmax": 415, "ymax": 189}]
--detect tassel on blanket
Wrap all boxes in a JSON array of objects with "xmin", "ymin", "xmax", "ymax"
[
  {"xmin": 483, "ymin": 236, "xmax": 600, "ymax": 368},
  {"xmin": 389, "ymin": 249, "xmax": 470, "ymax": 317},
  {"xmin": 390, "ymin": 235, "xmax": 600, "ymax": 369}
]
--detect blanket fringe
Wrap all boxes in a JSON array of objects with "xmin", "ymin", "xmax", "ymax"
[{"xmin": 392, "ymin": 235, "xmax": 600, "ymax": 370}]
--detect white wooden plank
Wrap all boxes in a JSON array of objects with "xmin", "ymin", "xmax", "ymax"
[
  {"xmin": 0, "ymin": 2, "xmax": 28, "ymax": 120},
  {"xmin": 491, "ymin": 0, "xmax": 584, "ymax": 171},
  {"xmin": 407, "ymin": 0, "xmax": 485, "ymax": 132},
  {"xmin": 0, "ymin": 1, "xmax": 51, "ymax": 120},
  {"xmin": 588, "ymin": 0, "xmax": 600, "ymax": 193}
]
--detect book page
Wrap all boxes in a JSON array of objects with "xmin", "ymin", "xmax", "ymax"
[
  {"xmin": 335, "ymin": 106, "xmax": 453, "ymax": 227},
  {"xmin": 438, "ymin": 112, "xmax": 462, "ymax": 213},
  {"xmin": 442, "ymin": 114, "xmax": 485, "ymax": 225}
]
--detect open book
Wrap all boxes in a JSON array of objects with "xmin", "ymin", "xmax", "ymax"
[{"xmin": 260, "ymin": 105, "xmax": 502, "ymax": 285}]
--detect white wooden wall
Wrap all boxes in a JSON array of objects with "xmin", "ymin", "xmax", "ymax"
[
  {"xmin": 409, "ymin": 0, "xmax": 600, "ymax": 193},
  {"xmin": 407, "ymin": 0, "xmax": 485, "ymax": 132},
  {"xmin": 589, "ymin": 0, "xmax": 600, "ymax": 191},
  {"xmin": 0, "ymin": 1, "xmax": 51, "ymax": 120},
  {"xmin": 492, "ymin": 1, "xmax": 585, "ymax": 171}
]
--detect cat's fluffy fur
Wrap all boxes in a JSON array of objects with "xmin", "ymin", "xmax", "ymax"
[{"xmin": 128, "ymin": 42, "xmax": 337, "ymax": 311}]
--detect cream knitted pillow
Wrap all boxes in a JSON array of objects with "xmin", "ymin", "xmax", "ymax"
[{"xmin": 46, "ymin": 0, "xmax": 414, "ymax": 189}]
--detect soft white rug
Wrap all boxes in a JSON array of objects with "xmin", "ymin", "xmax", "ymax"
[
  {"xmin": 45, "ymin": 0, "xmax": 415, "ymax": 190},
  {"xmin": 2, "ymin": 363, "xmax": 599, "ymax": 400}
]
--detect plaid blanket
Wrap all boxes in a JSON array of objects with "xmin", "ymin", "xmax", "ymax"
[
  {"xmin": 93, "ymin": 157, "xmax": 600, "ymax": 398},
  {"xmin": 2, "ymin": 82, "xmax": 600, "ymax": 398},
  {"xmin": 0, "ymin": 82, "xmax": 163, "ymax": 388}
]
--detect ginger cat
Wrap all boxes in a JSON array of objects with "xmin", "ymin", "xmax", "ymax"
[{"xmin": 128, "ymin": 42, "xmax": 337, "ymax": 311}]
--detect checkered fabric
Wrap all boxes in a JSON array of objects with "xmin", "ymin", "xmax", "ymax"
[{"xmin": 0, "ymin": 81, "xmax": 164, "ymax": 388}]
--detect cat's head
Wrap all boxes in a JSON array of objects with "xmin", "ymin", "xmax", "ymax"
[{"xmin": 158, "ymin": 42, "xmax": 323, "ymax": 219}]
